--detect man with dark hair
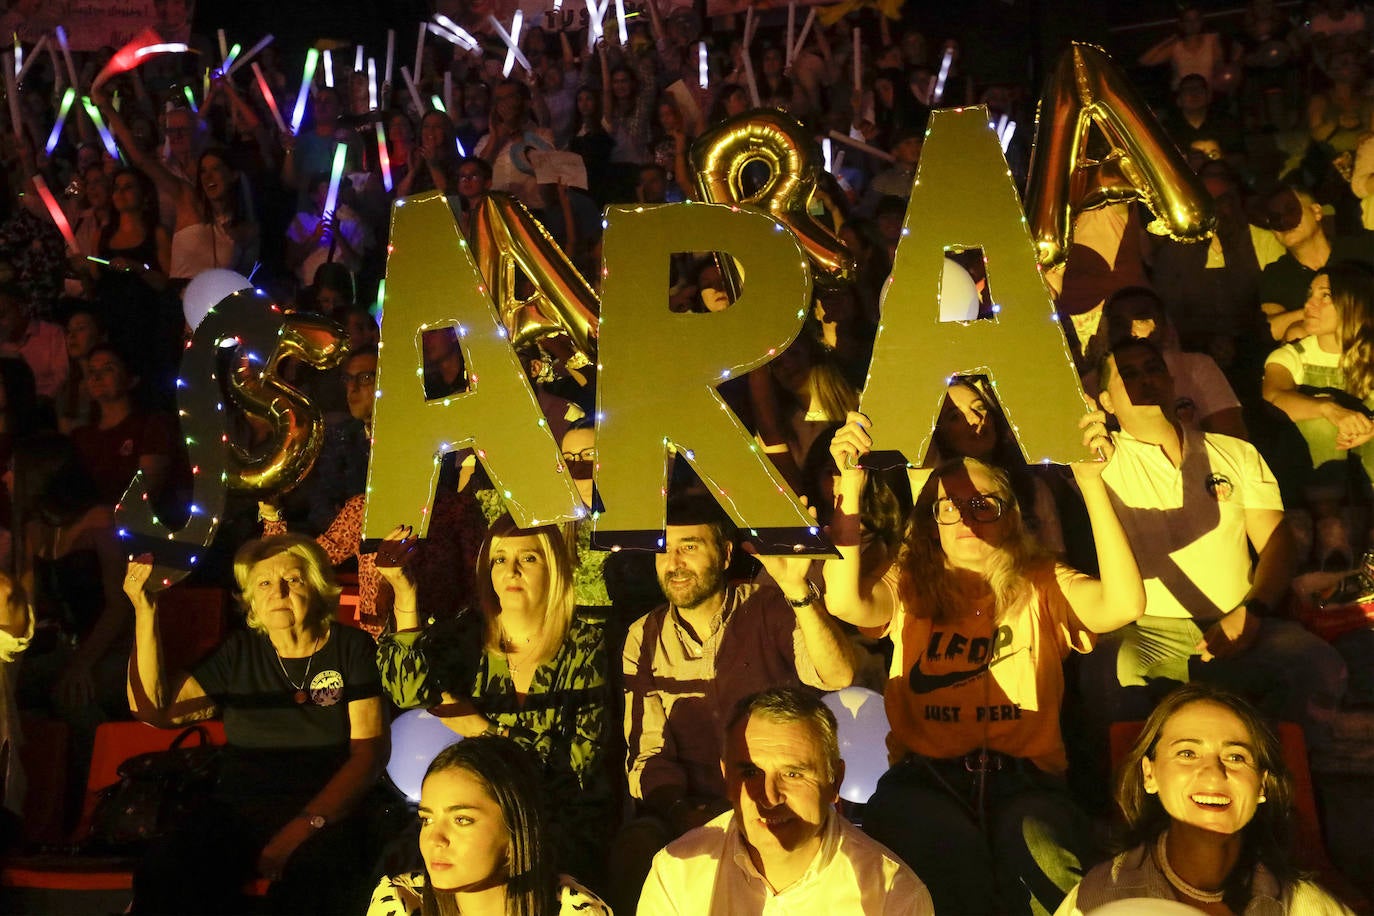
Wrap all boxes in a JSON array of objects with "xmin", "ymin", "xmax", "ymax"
[
  {"xmin": 638, "ymin": 686, "xmax": 932, "ymax": 915},
  {"xmin": 1084, "ymin": 338, "xmax": 1345, "ymax": 752},
  {"xmin": 608, "ymin": 492, "xmax": 856, "ymax": 912}
]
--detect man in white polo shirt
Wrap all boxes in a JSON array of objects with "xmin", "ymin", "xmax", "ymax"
[
  {"xmin": 637, "ymin": 687, "xmax": 931, "ymax": 916},
  {"xmin": 1086, "ymin": 338, "xmax": 1345, "ymax": 747}
]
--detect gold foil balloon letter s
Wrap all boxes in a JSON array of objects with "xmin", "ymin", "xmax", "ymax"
[{"xmin": 224, "ymin": 310, "xmax": 349, "ymax": 494}]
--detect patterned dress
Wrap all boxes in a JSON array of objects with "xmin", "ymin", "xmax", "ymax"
[
  {"xmin": 377, "ymin": 612, "xmax": 612, "ymax": 880},
  {"xmin": 367, "ymin": 871, "xmax": 612, "ymax": 915}
]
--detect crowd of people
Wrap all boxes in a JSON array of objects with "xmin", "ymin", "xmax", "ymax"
[{"xmin": 0, "ymin": 0, "xmax": 1371, "ymax": 913}]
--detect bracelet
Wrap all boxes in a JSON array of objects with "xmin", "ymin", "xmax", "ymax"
[{"xmin": 784, "ymin": 580, "xmax": 821, "ymax": 608}]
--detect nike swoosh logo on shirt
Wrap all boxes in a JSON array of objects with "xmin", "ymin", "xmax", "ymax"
[{"xmin": 907, "ymin": 647, "xmax": 1026, "ymax": 695}]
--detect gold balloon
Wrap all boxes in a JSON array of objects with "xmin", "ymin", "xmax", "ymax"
[
  {"xmin": 1025, "ymin": 42, "xmax": 1216, "ymax": 269},
  {"xmin": 593, "ymin": 201, "xmax": 827, "ymax": 554},
  {"xmin": 469, "ymin": 191, "xmax": 600, "ymax": 360},
  {"xmin": 364, "ymin": 191, "xmax": 584, "ymax": 540},
  {"xmin": 114, "ymin": 289, "xmax": 286, "ymax": 590},
  {"xmin": 689, "ymin": 109, "xmax": 854, "ymax": 292},
  {"xmin": 860, "ymin": 106, "xmax": 1087, "ymax": 467},
  {"xmin": 224, "ymin": 310, "xmax": 349, "ymax": 493}
]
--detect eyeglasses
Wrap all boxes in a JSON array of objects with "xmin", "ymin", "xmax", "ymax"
[
  {"xmin": 343, "ymin": 371, "xmax": 377, "ymax": 387},
  {"xmin": 457, "ymin": 173, "xmax": 484, "ymax": 182},
  {"xmin": 932, "ymin": 495, "xmax": 1005, "ymax": 525},
  {"xmin": 561, "ymin": 447, "xmax": 596, "ymax": 463}
]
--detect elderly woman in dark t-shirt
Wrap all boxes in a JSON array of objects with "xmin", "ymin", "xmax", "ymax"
[{"xmin": 123, "ymin": 534, "xmax": 388, "ymax": 915}]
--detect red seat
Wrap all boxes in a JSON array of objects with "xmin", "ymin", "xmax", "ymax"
[
  {"xmin": 1108, "ymin": 720, "xmax": 1369, "ymax": 911},
  {"xmin": 1, "ymin": 720, "xmax": 227, "ymax": 901}
]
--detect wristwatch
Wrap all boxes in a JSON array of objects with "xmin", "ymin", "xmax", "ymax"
[
  {"xmin": 300, "ymin": 812, "xmax": 327, "ymax": 830},
  {"xmin": 784, "ymin": 580, "xmax": 821, "ymax": 608}
]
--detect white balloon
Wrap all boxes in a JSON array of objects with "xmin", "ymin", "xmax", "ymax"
[
  {"xmin": 182, "ymin": 269, "xmax": 252, "ymax": 330},
  {"xmin": 939, "ymin": 258, "xmax": 982, "ymax": 323}
]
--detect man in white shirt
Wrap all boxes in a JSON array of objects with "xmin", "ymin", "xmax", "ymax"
[
  {"xmin": 638, "ymin": 687, "xmax": 932, "ymax": 916},
  {"xmin": 1085, "ymin": 338, "xmax": 1345, "ymax": 748}
]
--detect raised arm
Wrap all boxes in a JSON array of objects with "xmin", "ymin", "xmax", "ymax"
[
  {"xmin": 124, "ymin": 556, "xmax": 217, "ymax": 726},
  {"xmin": 1063, "ymin": 405, "xmax": 1146, "ymax": 633},
  {"xmin": 821, "ymin": 412, "xmax": 898, "ymax": 629}
]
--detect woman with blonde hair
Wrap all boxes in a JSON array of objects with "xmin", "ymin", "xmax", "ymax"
[
  {"xmin": 377, "ymin": 515, "xmax": 611, "ymax": 888},
  {"xmin": 823, "ymin": 408, "xmax": 1145, "ymax": 915},
  {"xmin": 123, "ymin": 533, "xmax": 387, "ymax": 914}
]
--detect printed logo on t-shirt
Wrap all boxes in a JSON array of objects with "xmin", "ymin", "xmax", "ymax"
[
  {"xmin": 310, "ymin": 670, "xmax": 344, "ymax": 707},
  {"xmin": 908, "ymin": 625, "xmax": 1021, "ymax": 695},
  {"xmin": 1205, "ymin": 473, "xmax": 1234, "ymax": 502}
]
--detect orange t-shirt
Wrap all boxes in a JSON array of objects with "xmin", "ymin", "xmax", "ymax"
[{"xmin": 879, "ymin": 561, "xmax": 1096, "ymax": 775}]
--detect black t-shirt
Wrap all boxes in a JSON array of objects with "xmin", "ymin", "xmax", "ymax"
[
  {"xmin": 1258, "ymin": 233, "xmax": 1374, "ymax": 312},
  {"xmin": 193, "ymin": 626, "xmax": 381, "ymax": 810}
]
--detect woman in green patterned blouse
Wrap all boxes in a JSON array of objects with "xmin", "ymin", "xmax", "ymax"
[{"xmin": 376, "ymin": 516, "xmax": 612, "ymax": 889}]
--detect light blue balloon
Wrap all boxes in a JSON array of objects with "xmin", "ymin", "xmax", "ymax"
[
  {"xmin": 822, "ymin": 686, "xmax": 890, "ymax": 804},
  {"xmin": 387, "ymin": 708, "xmax": 463, "ymax": 802}
]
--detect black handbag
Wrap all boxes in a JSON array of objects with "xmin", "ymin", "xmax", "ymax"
[{"xmin": 84, "ymin": 725, "xmax": 223, "ymax": 854}]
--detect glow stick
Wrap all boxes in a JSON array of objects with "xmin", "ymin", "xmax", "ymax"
[
  {"xmin": 400, "ymin": 65, "xmax": 423, "ymax": 115},
  {"xmin": 698, "ymin": 41, "xmax": 708, "ymax": 89},
  {"xmin": 354, "ymin": 45, "xmax": 363, "ymax": 72},
  {"xmin": 322, "ymin": 141, "xmax": 347, "ymax": 218},
  {"xmin": 584, "ymin": 0, "xmax": 603, "ymax": 50},
  {"xmin": 376, "ymin": 121, "xmax": 392, "ymax": 191},
  {"xmin": 827, "ymin": 128, "xmax": 895, "ymax": 162},
  {"xmin": 91, "ymin": 30, "xmax": 187, "ymax": 93},
  {"xmin": 792, "ymin": 8, "xmax": 816, "ymax": 62},
  {"xmin": 323, "ymin": 49, "xmax": 333, "ymax": 87},
  {"xmin": 2, "ymin": 52, "xmax": 22, "ymax": 139},
  {"xmin": 488, "ymin": 15, "xmax": 530, "ymax": 73},
  {"xmin": 11, "ymin": 36, "xmax": 19, "ymax": 79},
  {"xmin": 998, "ymin": 118, "xmax": 1016, "ymax": 153},
  {"xmin": 455, "ymin": 136, "xmax": 466, "ymax": 157},
  {"xmin": 367, "ymin": 57, "xmax": 378, "ymax": 110},
  {"xmin": 502, "ymin": 9, "xmax": 525, "ymax": 76},
  {"xmin": 289, "ymin": 48, "xmax": 319, "ymax": 135},
  {"xmin": 413, "ymin": 23, "xmax": 425, "ymax": 84},
  {"xmin": 31, "ymin": 175, "xmax": 76, "ymax": 250},
  {"xmin": 384, "ymin": 29, "xmax": 394, "ymax": 90},
  {"xmin": 251, "ymin": 62, "xmax": 287, "ymax": 134},
  {"xmin": 613, "ymin": 0, "xmax": 627, "ymax": 46},
  {"xmin": 741, "ymin": 44, "xmax": 759, "ymax": 106},
  {"xmin": 81, "ymin": 96, "xmax": 120, "ymax": 159},
  {"xmin": 216, "ymin": 29, "xmax": 228, "ymax": 63},
  {"xmin": 45, "ymin": 86, "xmax": 76, "ymax": 153},
  {"xmin": 17, "ymin": 35, "xmax": 48, "ymax": 83},
  {"xmin": 432, "ymin": 15, "xmax": 478, "ymax": 51},
  {"xmin": 786, "ymin": 2, "xmax": 795, "ymax": 67},
  {"xmin": 221, "ymin": 42, "xmax": 242, "ymax": 73},
  {"xmin": 227, "ymin": 34, "xmax": 274, "ymax": 76},
  {"xmin": 430, "ymin": 93, "xmax": 445, "ymax": 112},
  {"xmin": 443, "ymin": 71, "xmax": 453, "ymax": 113},
  {"xmin": 55, "ymin": 26, "xmax": 79, "ymax": 88},
  {"xmin": 86, "ymin": 255, "xmax": 111, "ymax": 266},
  {"xmin": 822, "ymin": 136, "xmax": 831, "ymax": 172},
  {"xmin": 182, "ymin": 85, "xmax": 198, "ymax": 113},
  {"xmin": 932, "ymin": 47, "xmax": 952, "ymax": 104},
  {"xmin": 852, "ymin": 27, "xmax": 860, "ymax": 89},
  {"xmin": 135, "ymin": 43, "xmax": 189, "ymax": 59}
]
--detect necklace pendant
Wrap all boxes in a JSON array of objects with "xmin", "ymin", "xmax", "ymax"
[{"xmin": 294, "ymin": 689, "xmax": 309, "ymax": 705}]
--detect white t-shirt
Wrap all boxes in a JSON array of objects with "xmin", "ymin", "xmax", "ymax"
[{"xmin": 1103, "ymin": 427, "xmax": 1284, "ymax": 620}]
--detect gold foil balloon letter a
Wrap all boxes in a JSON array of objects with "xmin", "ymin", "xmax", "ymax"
[
  {"xmin": 364, "ymin": 192, "xmax": 583, "ymax": 538},
  {"xmin": 1025, "ymin": 42, "xmax": 1216, "ymax": 269},
  {"xmin": 593, "ymin": 203, "xmax": 826, "ymax": 554},
  {"xmin": 861, "ymin": 106, "xmax": 1086, "ymax": 468}
]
